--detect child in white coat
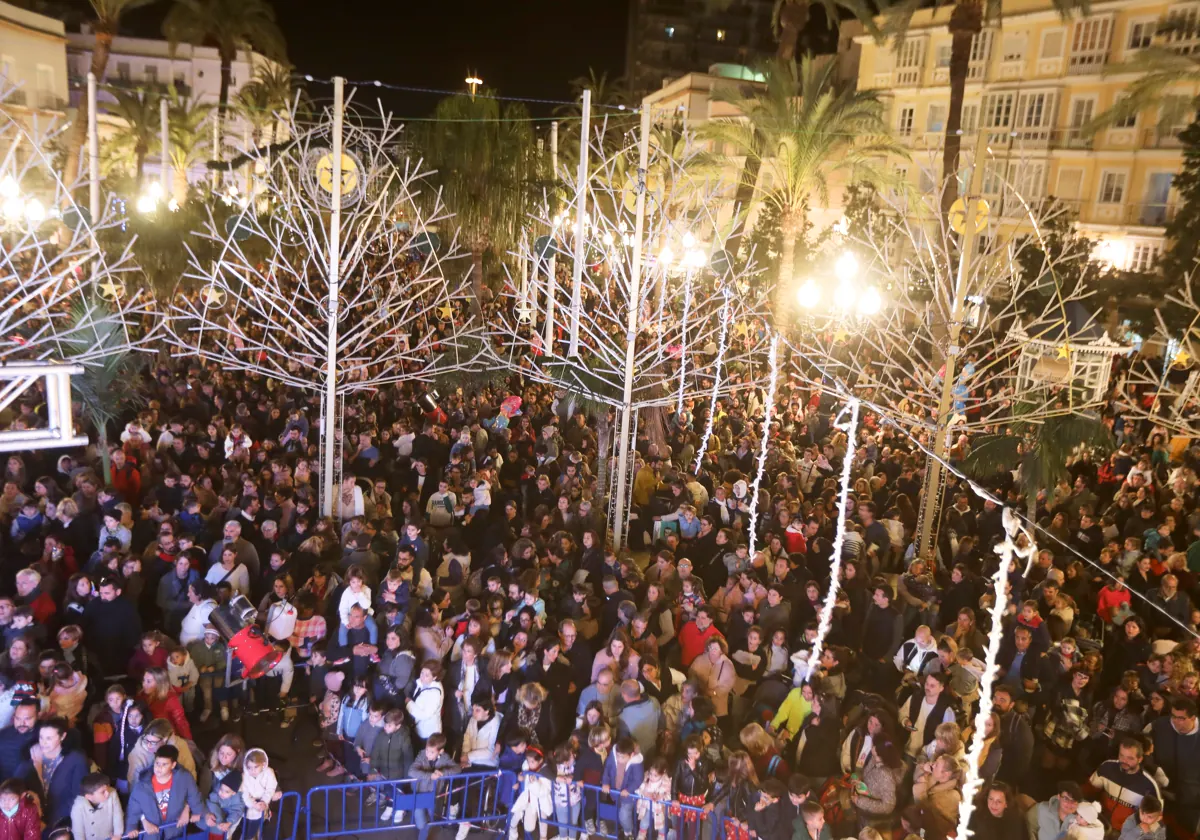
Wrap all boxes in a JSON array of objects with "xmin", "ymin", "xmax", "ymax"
[
  {"xmin": 509, "ymin": 747, "xmax": 553, "ymax": 840},
  {"xmin": 240, "ymin": 749, "xmax": 281, "ymax": 840}
]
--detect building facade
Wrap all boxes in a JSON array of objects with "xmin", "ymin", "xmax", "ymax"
[
  {"xmin": 0, "ymin": 0, "xmax": 69, "ymax": 115},
  {"xmin": 626, "ymin": 0, "xmax": 778, "ymax": 93},
  {"xmin": 856, "ymin": 0, "xmax": 1198, "ymax": 272}
]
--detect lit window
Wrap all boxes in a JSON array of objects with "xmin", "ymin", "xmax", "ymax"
[
  {"xmin": 1098, "ymin": 171, "xmax": 1126, "ymax": 204},
  {"xmin": 665, "ymin": 25, "xmax": 675, "ymax": 38},
  {"xmin": 717, "ymin": 29, "xmax": 726, "ymax": 42},
  {"xmin": 898, "ymin": 106, "xmax": 915, "ymax": 137}
]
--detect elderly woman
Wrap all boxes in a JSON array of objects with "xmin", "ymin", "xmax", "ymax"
[{"xmin": 688, "ymin": 636, "xmax": 736, "ymax": 723}]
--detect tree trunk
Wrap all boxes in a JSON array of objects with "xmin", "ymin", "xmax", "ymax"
[
  {"xmin": 63, "ymin": 30, "xmax": 114, "ymax": 196},
  {"xmin": 775, "ymin": 1, "xmax": 809, "ymax": 62},
  {"xmin": 217, "ymin": 49, "xmax": 234, "ymax": 155},
  {"xmin": 941, "ymin": 1, "xmax": 983, "ymax": 220},
  {"xmin": 775, "ymin": 207, "xmax": 802, "ymax": 326},
  {"xmin": 135, "ymin": 144, "xmax": 146, "ymax": 189},
  {"xmin": 173, "ymin": 164, "xmax": 189, "ymax": 204}
]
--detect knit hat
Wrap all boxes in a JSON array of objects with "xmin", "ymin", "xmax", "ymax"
[
  {"xmin": 219, "ymin": 771, "xmax": 242, "ymax": 793},
  {"xmin": 203, "ymin": 624, "xmax": 219, "ymax": 636}
]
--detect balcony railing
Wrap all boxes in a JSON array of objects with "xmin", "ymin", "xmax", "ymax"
[
  {"xmin": 1142, "ymin": 128, "xmax": 1184, "ymax": 148},
  {"xmin": 31, "ymin": 92, "xmax": 66, "ymax": 110},
  {"xmin": 1126, "ymin": 202, "xmax": 1178, "ymax": 227},
  {"xmin": 1042, "ymin": 198, "xmax": 1177, "ymax": 228}
]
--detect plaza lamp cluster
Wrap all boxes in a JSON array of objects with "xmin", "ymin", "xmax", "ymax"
[
  {"xmin": 0, "ymin": 174, "xmax": 54, "ymax": 229},
  {"xmin": 135, "ymin": 181, "xmax": 180, "ymax": 216},
  {"xmin": 657, "ymin": 231, "xmax": 707, "ymax": 273},
  {"xmin": 794, "ymin": 250, "xmax": 884, "ymax": 318}
]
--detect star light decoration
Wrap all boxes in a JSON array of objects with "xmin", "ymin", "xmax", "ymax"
[{"xmin": 1056, "ymin": 343, "xmax": 1071, "ymax": 361}]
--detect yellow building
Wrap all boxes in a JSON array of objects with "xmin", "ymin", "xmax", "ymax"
[{"xmin": 856, "ymin": 0, "xmax": 1199, "ymax": 272}]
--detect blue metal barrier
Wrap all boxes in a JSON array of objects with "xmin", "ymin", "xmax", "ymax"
[
  {"xmin": 525, "ymin": 775, "xmax": 719, "ymax": 840},
  {"xmin": 128, "ymin": 791, "xmax": 301, "ymax": 840},
  {"xmin": 306, "ymin": 770, "xmax": 517, "ymax": 839}
]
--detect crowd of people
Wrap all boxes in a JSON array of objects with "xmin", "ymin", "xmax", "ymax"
[{"xmin": 1, "ymin": 325, "xmax": 1200, "ymax": 840}]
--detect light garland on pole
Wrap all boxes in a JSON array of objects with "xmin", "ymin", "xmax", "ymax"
[
  {"xmin": 746, "ymin": 333, "xmax": 779, "ymax": 555},
  {"xmin": 694, "ymin": 287, "xmax": 732, "ymax": 473},
  {"xmin": 954, "ymin": 505, "xmax": 1034, "ymax": 840},
  {"xmin": 804, "ymin": 397, "xmax": 860, "ymax": 681},
  {"xmin": 676, "ymin": 269, "xmax": 693, "ymax": 416}
]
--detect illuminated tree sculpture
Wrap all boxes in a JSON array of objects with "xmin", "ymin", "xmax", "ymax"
[{"xmin": 164, "ymin": 92, "xmax": 483, "ymax": 513}]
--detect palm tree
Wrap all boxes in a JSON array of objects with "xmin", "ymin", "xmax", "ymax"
[
  {"xmin": 962, "ymin": 404, "xmax": 1113, "ymax": 524},
  {"xmin": 417, "ymin": 92, "xmax": 536, "ymax": 308},
  {"xmin": 62, "ymin": 0, "xmax": 160, "ymax": 194},
  {"xmin": 163, "ymin": 0, "xmax": 286, "ymax": 145},
  {"xmin": 101, "ymin": 88, "xmax": 161, "ymax": 187},
  {"xmin": 235, "ymin": 61, "xmax": 294, "ymax": 147},
  {"xmin": 167, "ymin": 92, "xmax": 212, "ymax": 202},
  {"xmin": 708, "ymin": 0, "xmax": 881, "ymax": 62},
  {"xmin": 885, "ymin": 0, "xmax": 1087, "ymax": 218},
  {"xmin": 705, "ymin": 57, "xmax": 905, "ymax": 323}
]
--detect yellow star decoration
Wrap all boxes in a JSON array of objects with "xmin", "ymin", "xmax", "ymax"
[
  {"xmin": 200, "ymin": 286, "xmax": 226, "ymax": 307},
  {"xmin": 1056, "ymin": 343, "xmax": 1071, "ymax": 360},
  {"xmin": 734, "ymin": 321, "xmax": 749, "ymax": 338},
  {"xmin": 833, "ymin": 328, "xmax": 849, "ymax": 344},
  {"xmin": 437, "ymin": 303, "xmax": 454, "ymax": 321},
  {"xmin": 1174, "ymin": 348, "xmax": 1192, "ymax": 367},
  {"xmin": 97, "ymin": 279, "xmax": 124, "ymax": 300}
]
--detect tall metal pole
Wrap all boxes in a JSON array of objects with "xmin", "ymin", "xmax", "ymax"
[
  {"xmin": 159, "ymin": 95, "xmax": 169, "ymax": 201},
  {"xmin": 917, "ymin": 130, "xmax": 990, "ymax": 561},
  {"xmin": 242, "ymin": 124, "xmax": 252, "ymax": 198},
  {"xmin": 568, "ymin": 89, "xmax": 591, "ymax": 357},
  {"xmin": 321, "ymin": 76, "xmax": 345, "ymax": 517},
  {"xmin": 210, "ymin": 111, "xmax": 220, "ymax": 190},
  {"xmin": 611, "ymin": 101, "xmax": 652, "ymax": 550},
  {"xmin": 86, "ymin": 72, "xmax": 99, "ymax": 223},
  {"xmin": 543, "ymin": 121, "xmax": 559, "ymax": 354}
]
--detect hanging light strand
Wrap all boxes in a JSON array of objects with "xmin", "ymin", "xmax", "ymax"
[
  {"xmin": 677, "ymin": 269, "xmax": 693, "ymax": 416},
  {"xmin": 694, "ymin": 287, "xmax": 731, "ymax": 473},
  {"xmin": 805, "ymin": 397, "xmax": 860, "ymax": 681},
  {"xmin": 954, "ymin": 506, "xmax": 1027, "ymax": 840},
  {"xmin": 746, "ymin": 333, "xmax": 779, "ymax": 555}
]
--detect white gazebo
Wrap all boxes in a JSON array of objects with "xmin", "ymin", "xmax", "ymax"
[{"xmin": 1010, "ymin": 301, "xmax": 1133, "ymax": 403}]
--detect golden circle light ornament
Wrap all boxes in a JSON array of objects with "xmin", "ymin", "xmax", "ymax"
[
  {"xmin": 199, "ymin": 285, "xmax": 227, "ymax": 309},
  {"xmin": 302, "ymin": 148, "xmax": 365, "ymax": 209},
  {"xmin": 948, "ymin": 197, "xmax": 990, "ymax": 235}
]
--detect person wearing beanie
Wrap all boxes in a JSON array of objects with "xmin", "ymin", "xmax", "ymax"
[{"xmin": 204, "ymin": 770, "xmax": 245, "ymax": 840}]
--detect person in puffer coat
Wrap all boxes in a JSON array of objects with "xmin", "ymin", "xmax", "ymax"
[
  {"xmin": 0, "ymin": 781, "xmax": 40, "ymax": 840},
  {"xmin": 509, "ymin": 747, "xmax": 553, "ymax": 840}
]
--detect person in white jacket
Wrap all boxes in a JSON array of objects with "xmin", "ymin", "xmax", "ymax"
[
  {"xmin": 178, "ymin": 587, "xmax": 217, "ymax": 646},
  {"xmin": 509, "ymin": 748, "xmax": 553, "ymax": 840},
  {"xmin": 240, "ymin": 749, "xmax": 280, "ymax": 840},
  {"xmin": 71, "ymin": 772, "xmax": 125, "ymax": 840},
  {"xmin": 461, "ymin": 699, "xmax": 503, "ymax": 769},
  {"xmin": 258, "ymin": 582, "xmax": 298, "ymax": 642},
  {"xmin": 337, "ymin": 568, "xmax": 372, "ymax": 628},
  {"xmin": 406, "ymin": 662, "xmax": 445, "ymax": 742}
]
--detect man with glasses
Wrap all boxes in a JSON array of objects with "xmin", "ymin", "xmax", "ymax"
[
  {"xmin": 1150, "ymin": 697, "xmax": 1200, "ymax": 832},
  {"xmin": 1027, "ymin": 781, "xmax": 1094, "ymax": 840}
]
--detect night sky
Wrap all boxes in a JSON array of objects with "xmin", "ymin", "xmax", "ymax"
[{"xmin": 126, "ymin": 0, "xmax": 630, "ymax": 117}]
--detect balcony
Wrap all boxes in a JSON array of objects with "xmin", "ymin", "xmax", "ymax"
[
  {"xmin": 1066, "ymin": 51, "xmax": 1108, "ymax": 74},
  {"xmin": 31, "ymin": 92, "xmax": 66, "ymax": 111},
  {"xmin": 1, "ymin": 90, "xmax": 26, "ymax": 107},
  {"xmin": 1051, "ymin": 198, "xmax": 1176, "ymax": 228},
  {"xmin": 1125, "ymin": 202, "xmax": 1178, "ymax": 227},
  {"xmin": 1142, "ymin": 128, "xmax": 1183, "ymax": 149}
]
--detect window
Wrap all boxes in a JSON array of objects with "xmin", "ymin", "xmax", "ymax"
[
  {"xmin": 1069, "ymin": 17, "xmax": 1113, "ymax": 72},
  {"xmin": 1111, "ymin": 95, "xmax": 1137, "ymax": 129},
  {"xmin": 936, "ymin": 44, "xmax": 952, "ymax": 67},
  {"xmin": 927, "ymin": 103, "xmax": 947, "ymax": 133},
  {"xmin": 898, "ymin": 106, "xmax": 915, "ymax": 136},
  {"xmin": 1041, "ymin": 28, "xmax": 1065, "ymax": 59},
  {"xmin": 145, "ymin": 65, "xmax": 158, "ymax": 83},
  {"xmin": 961, "ymin": 103, "xmax": 979, "ymax": 133},
  {"xmin": 1057, "ymin": 168, "xmax": 1084, "ymax": 200},
  {"xmin": 968, "ymin": 31, "xmax": 992, "ymax": 78},
  {"xmin": 895, "ymin": 39, "xmax": 924, "ymax": 86},
  {"xmin": 918, "ymin": 166, "xmax": 936, "ymax": 193},
  {"xmin": 982, "ymin": 92, "xmax": 1015, "ymax": 129},
  {"xmin": 1002, "ymin": 32, "xmax": 1027, "ymax": 62},
  {"xmin": 665, "ymin": 25, "xmax": 675, "ymax": 38},
  {"xmin": 1017, "ymin": 91, "xmax": 1055, "ymax": 128},
  {"xmin": 35, "ymin": 65, "xmax": 52, "ymax": 92},
  {"xmin": 1129, "ymin": 241, "xmax": 1162, "ymax": 271},
  {"xmin": 1068, "ymin": 96, "xmax": 1095, "ymax": 127},
  {"xmin": 174, "ymin": 73, "xmax": 186, "ymax": 88},
  {"xmin": 716, "ymin": 29, "xmax": 726, "ymax": 42},
  {"xmin": 1009, "ymin": 160, "xmax": 1047, "ymax": 200},
  {"xmin": 117, "ymin": 62, "xmax": 131, "ymax": 82},
  {"xmin": 1128, "ymin": 19, "xmax": 1155, "ymax": 50},
  {"xmin": 1099, "ymin": 171, "xmax": 1127, "ymax": 204},
  {"xmin": 1163, "ymin": 5, "xmax": 1200, "ymax": 54}
]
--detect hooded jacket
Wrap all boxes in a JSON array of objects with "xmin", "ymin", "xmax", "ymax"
[
  {"xmin": 600, "ymin": 749, "xmax": 644, "ymax": 795},
  {"xmin": 0, "ymin": 792, "xmax": 40, "ymax": 840}
]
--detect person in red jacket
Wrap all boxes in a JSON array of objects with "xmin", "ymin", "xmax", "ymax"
[
  {"xmin": 0, "ymin": 779, "xmax": 42, "ymax": 840},
  {"xmin": 108, "ymin": 449, "xmax": 141, "ymax": 506},
  {"xmin": 14, "ymin": 569, "xmax": 56, "ymax": 627},
  {"xmin": 678, "ymin": 606, "xmax": 725, "ymax": 669},
  {"xmin": 1098, "ymin": 576, "xmax": 1134, "ymax": 624},
  {"xmin": 137, "ymin": 667, "xmax": 192, "ymax": 741}
]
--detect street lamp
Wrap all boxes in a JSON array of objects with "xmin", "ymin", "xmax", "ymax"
[
  {"xmin": 465, "ymin": 73, "xmax": 483, "ymax": 99},
  {"xmin": 795, "ymin": 280, "xmax": 821, "ymax": 310}
]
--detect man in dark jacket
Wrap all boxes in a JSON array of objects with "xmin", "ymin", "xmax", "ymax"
[
  {"xmin": 993, "ymin": 685, "xmax": 1035, "ymax": 789},
  {"xmin": 0, "ymin": 702, "xmax": 37, "ymax": 782},
  {"xmin": 21, "ymin": 718, "xmax": 88, "ymax": 830},
  {"xmin": 1151, "ymin": 697, "xmax": 1200, "ymax": 832},
  {"xmin": 81, "ymin": 578, "xmax": 142, "ymax": 676},
  {"xmin": 125, "ymin": 745, "xmax": 203, "ymax": 840},
  {"xmin": 860, "ymin": 583, "xmax": 904, "ymax": 694}
]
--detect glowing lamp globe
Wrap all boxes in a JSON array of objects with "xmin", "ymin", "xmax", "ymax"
[{"xmin": 795, "ymin": 280, "xmax": 821, "ymax": 310}]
